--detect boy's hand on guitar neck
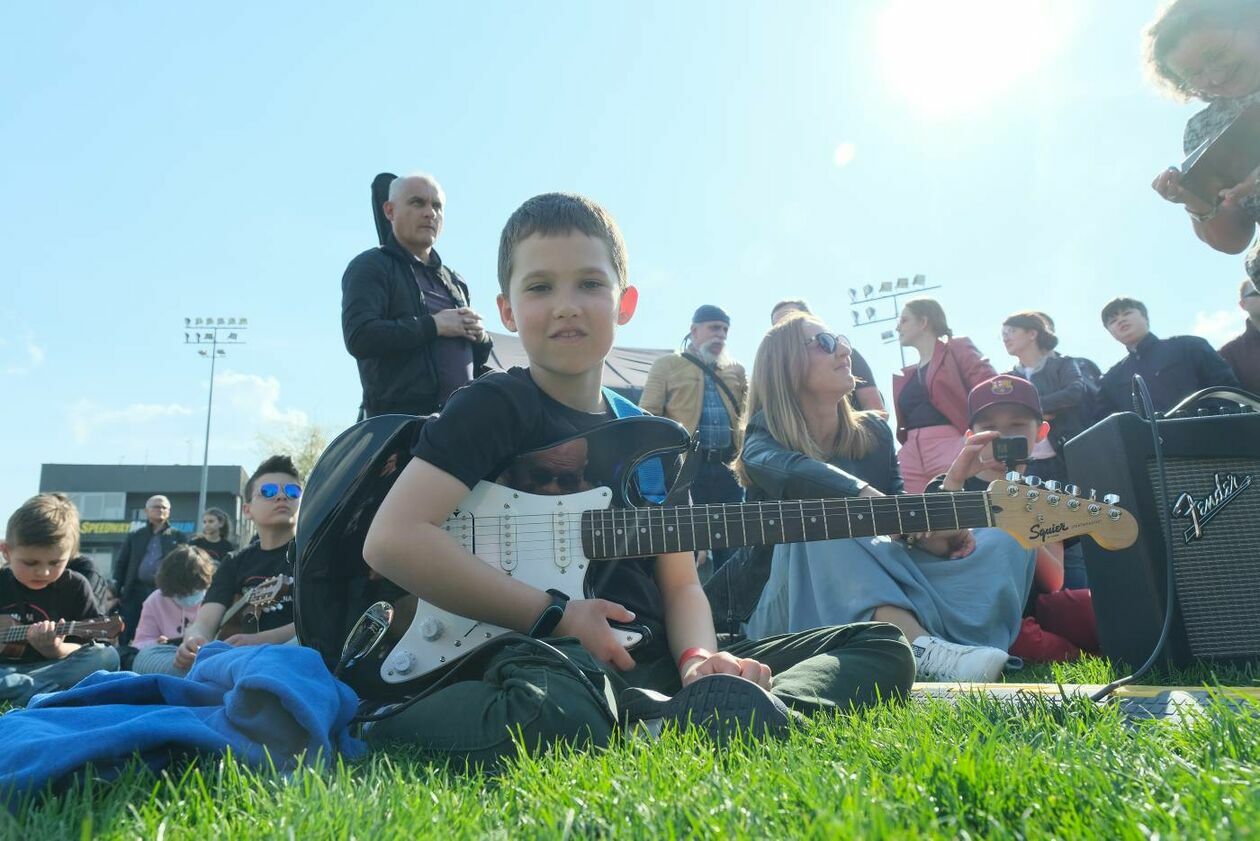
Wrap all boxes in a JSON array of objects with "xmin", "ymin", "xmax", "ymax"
[
  {"xmin": 554, "ymin": 598, "xmax": 638, "ymax": 671},
  {"xmin": 26, "ymin": 620, "xmax": 73, "ymax": 659}
]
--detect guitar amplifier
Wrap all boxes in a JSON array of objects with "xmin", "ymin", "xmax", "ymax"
[{"xmin": 1064, "ymin": 411, "xmax": 1260, "ymax": 667}]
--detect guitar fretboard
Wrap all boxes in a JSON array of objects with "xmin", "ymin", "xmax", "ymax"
[
  {"xmin": 1, "ymin": 619, "xmax": 102, "ymax": 644},
  {"xmin": 579, "ymin": 492, "xmax": 993, "ymax": 560}
]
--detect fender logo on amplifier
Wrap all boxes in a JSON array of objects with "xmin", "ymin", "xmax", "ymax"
[{"xmin": 1171, "ymin": 472, "xmax": 1253, "ymax": 544}]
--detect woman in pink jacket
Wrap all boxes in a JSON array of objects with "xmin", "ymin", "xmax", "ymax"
[{"xmin": 891, "ymin": 298, "xmax": 997, "ymax": 493}]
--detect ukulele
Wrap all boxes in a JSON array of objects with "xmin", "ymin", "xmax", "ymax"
[
  {"xmin": 0, "ymin": 615, "xmax": 124, "ymax": 659},
  {"xmin": 214, "ymin": 575, "xmax": 293, "ymax": 640}
]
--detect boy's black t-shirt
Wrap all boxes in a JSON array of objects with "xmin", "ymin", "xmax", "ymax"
[
  {"xmin": 0, "ymin": 568, "xmax": 102, "ymax": 663},
  {"xmin": 205, "ymin": 540, "xmax": 294, "ymax": 633},
  {"xmin": 412, "ymin": 367, "xmax": 670, "ymax": 661}
]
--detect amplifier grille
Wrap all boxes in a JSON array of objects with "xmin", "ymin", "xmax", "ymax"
[{"xmin": 1147, "ymin": 457, "xmax": 1260, "ymax": 659}]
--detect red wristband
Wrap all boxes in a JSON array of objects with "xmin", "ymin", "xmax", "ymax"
[{"xmin": 677, "ymin": 646, "xmax": 711, "ymax": 672}]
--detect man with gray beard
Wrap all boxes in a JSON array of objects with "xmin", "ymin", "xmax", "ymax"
[{"xmin": 640, "ymin": 305, "xmax": 748, "ymax": 569}]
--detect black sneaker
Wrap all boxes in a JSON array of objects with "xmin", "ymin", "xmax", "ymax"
[{"xmin": 619, "ymin": 674, "xmax": 791, "ymax": 743}]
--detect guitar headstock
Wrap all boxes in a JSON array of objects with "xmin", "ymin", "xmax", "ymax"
[
  {"xmin": 76, "ymin": 616, "xmax": 125, "ymax": 642},
  {"xmin": 248, "ymin": 575, "xmax": 294, "ymax": 607},
  {"xmin": 987, "ymin": 476, "xmax": 1138, "ymax": 551}
]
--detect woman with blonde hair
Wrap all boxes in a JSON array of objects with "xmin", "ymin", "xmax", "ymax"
[
  {"xmin": 733, "ymin": 314, "xmax": 1032, "ymax": 683},
  {"xmin": 891, "ymin": 298, "xmax": 996, "ymax": 493}
]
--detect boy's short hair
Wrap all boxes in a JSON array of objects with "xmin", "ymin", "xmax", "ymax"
[
  {"xmin": 155, "ymin": 545, "xmax": 216, "ymax": 597},
  {"xmin": 6, "ymin": 493, "xmax": 80, "ymax": 555},
  {"xmin": 247, "ymin": 454, "xmax": 302, "ymax": 500},
  {"xmin": 1101, "ymin": 297, "xmax": 1148, "ymax": 326},
  {"xmin": 496, "ymin": 193, "xmax": 628, "ymax": 295}
]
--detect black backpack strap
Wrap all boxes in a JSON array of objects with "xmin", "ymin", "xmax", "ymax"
[{"xmin": 680, "ymin": 353, "xmax": 742, "ymax": 414}]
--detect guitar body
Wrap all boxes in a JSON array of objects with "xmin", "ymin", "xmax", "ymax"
[
  {"xmin": 215, "ymin": 576, "xmax": 293, "ymax": 641},
  {"xmin": 294, "ymin": 413, "xmax": 689, "ymax": 702}
]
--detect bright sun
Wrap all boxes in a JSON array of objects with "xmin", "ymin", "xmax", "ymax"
[{"xmin": 875, "ymin": 0, "xmax": 1076, "ymax": 117}]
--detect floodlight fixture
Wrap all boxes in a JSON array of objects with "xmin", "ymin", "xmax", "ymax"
[
  {"xmin": 862, "ymin": 284, "xmax": 874, "ymax": 298},
  {"xmin": 865, "ymin": 306, "xmax": 877, "ymax": 320},
  {"xmin": 848, "ymin": 288, "xmax": 858, "ymax": 302},
  {"xmin": 879, "ymin": 281, "xmax": 893, "ymax": 293},
  {"xmin": 913, "ymin": 274, "xmax": 926, "ymax": 287},
  {"xmin": 851, "ymin": 310, "xmax": 861, "ymax": 327},
  {"xmin": 896, "ymin": 277, "xmax": 909, "ymax": 289},
  {"xmin": 881, "ymin": 330, "xmax": 896, "ymax": 342}
]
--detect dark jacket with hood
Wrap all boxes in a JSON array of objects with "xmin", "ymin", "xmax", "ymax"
[{"xmin": 341, "ymin": 233, "xmax": 493, "ymax": 416}]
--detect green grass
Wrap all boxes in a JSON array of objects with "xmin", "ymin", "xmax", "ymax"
[{"xmin": 3, "ymin": 658, "xmax": 1259, "ymax": 840}]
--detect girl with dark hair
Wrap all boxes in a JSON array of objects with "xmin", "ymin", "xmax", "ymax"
[
  {"xmin": 1146, "ymin": 0, "xmax": 1260, "ymax": 274},
  {"xmin": 891, "ymin": 298, "xmax": 996, "ymax": 493},
  {"xmin": 1000, "ymin": 312, "xmax": 1089, "ymax": 484},
  {"xmin": 190, "ymin": 507, "xmax": 235, "ymax": 562}
]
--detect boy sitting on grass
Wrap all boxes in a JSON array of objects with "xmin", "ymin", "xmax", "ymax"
[
  {"xmin": 0, "ymin": 494, "xmax": 119, "ymax": 705},
  {"xmin": 362, "ymin": 192, "xmax": 914, "ymax": 766},
  {"xmin": 928, "ymin": 375, "xmax": 1098, "ymax": 662},
  {"xmin": 136, "ymin": 456, "xmax": 302, "ymax": 676}
]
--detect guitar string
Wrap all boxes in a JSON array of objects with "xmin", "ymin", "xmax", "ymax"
[{"xmin": 444, "ymin": 499, "xmax": 1007, "ymax": 553}]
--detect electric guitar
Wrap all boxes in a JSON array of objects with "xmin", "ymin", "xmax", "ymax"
[
  {"xmin": 0, "ymin": 615, "xmax": 124, "ymax": 660},
  {"xmin": 215, "ymin": 575, "xmax": 293, "ymax": 640},
  {"xmin": 293, "ymin": 414, "xmax": 1138, "ymax": 702}
]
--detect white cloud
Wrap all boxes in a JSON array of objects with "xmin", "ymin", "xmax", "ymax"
[
  {"xmin": 214, "ymin": 370, "xmax": 310, "ymax": 428},
  {"xmin": 2, "ymin": 334, "xmax": 46, "ymax": 376},
  {"xmin": 833, "ymin": 142, "xmax": 857, "ymax": 167},
  {"xmin": 1192, "ymin": 309, "xmax": 1239, "ymax": 348},
  {"xmin": 69, "ymin": 400, "xmax": 195, "ymax": 444}
]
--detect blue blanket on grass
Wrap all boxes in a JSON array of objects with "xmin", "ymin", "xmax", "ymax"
[{"xmin": 0, "ymin": 642, "xmax": 365, "ymax": 804}]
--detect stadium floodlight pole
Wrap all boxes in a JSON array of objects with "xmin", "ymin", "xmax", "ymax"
[
  {"xmin": 848, "ymin": 274, "xmax": 942, "ymax": 368},
  {"xmin": 183, "ymin": 316, "xmax": 248, "ymax": 522}
]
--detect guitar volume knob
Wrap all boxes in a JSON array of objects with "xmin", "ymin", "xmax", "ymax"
[
  {"xmin": 387, "ymin": 650, "xmax": 415, "ymax": 674},
  {"xmin": 419, "ymin": 616, "xmax": 444, "ymax": 641}
]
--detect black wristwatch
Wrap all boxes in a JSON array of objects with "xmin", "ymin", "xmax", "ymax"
[{"xmin": 528, "ymin": 589, "xmax": 570, "ymax": 638}]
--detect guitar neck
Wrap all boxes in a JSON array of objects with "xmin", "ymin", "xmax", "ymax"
[
  {"xmin": 1, "ymin": 619, "xmax": 87, "ymax": 644},
  {"xmin": 580, "ymin": 492, "xmax": 994, "ymax": 560}
]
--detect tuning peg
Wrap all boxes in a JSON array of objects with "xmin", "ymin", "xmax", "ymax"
[
  {"xmin": 1064, "ymin": 484, "xmax": 1081, "ymax": 497},
  {"xmin": 1005, "ymin": 471, "xmax": 1022, "ymax": 482},
  {"xmin": 1103, "ymin": 493, "xmax": 1120, "ymax": 506},
  {"xmin": 1043, "ymin": 481, "xmax": 1061, "ymax": 493},
  {"xmin": 1023, "ymin": 475, "xmax": 1042, "ymax": 488}
]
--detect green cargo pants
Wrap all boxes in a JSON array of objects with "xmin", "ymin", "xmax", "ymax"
[{"xmin": 364, "ymin": 621, "xmax": 914, "ymax": 768}]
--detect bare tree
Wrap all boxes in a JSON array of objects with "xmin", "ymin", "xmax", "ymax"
[{"xmin": 255, "ymin": 421, "xmax": 329, "ymax": 480}]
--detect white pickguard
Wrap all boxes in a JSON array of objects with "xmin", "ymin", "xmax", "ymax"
[{"xmin": 380, "ymin": 481, "xmax": 645, "ymax": 684}]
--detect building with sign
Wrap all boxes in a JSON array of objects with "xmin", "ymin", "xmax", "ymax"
[{"xmin": 38, "ymin": 464, "xmax": 250, "ymax": 579}]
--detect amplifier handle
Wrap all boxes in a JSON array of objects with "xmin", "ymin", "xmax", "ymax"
[{"xmin": 1163, "ymin": 388, "xmax": 1260, "ymax": 419}]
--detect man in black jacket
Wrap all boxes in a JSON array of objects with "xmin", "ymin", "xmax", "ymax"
[
  {"xmin": 1096, "ymin": 297, "xmax": 1241, "ymax": 419},
  {"xmin": 342, "ymin": 173, "xmax": 492, "ymax": 418},
  {"xmin": 112, "ymin": 495, "xmax": 187, "ymax": 644}
]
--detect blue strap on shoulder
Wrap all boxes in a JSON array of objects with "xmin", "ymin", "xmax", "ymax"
[{"xmin": 602, "ymin": 387, "xmax": 668, "ymax": 504}]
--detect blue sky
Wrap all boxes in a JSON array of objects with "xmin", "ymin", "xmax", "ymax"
[{"xmin": 1, "ymin": 2, "xmax": 1250, "ymax": 521}]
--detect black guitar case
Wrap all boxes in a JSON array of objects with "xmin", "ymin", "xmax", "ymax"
[{"xmin": 371, "ymin": 172, "xmax": 397, "ymax": 246}]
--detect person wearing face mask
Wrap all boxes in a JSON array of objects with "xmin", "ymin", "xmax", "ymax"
[
  {"xmin": 1146, "ymin": 0, "xmax": 1260, "ymax": 276},
  {"xmin": 130, "ymin": 545, "xmax": 215, "ymax": 675}
]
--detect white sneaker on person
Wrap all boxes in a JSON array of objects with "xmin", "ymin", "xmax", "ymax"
[{"xmin": 911, "ymin": 635, "xmax": 1009, "ymax": 682}]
